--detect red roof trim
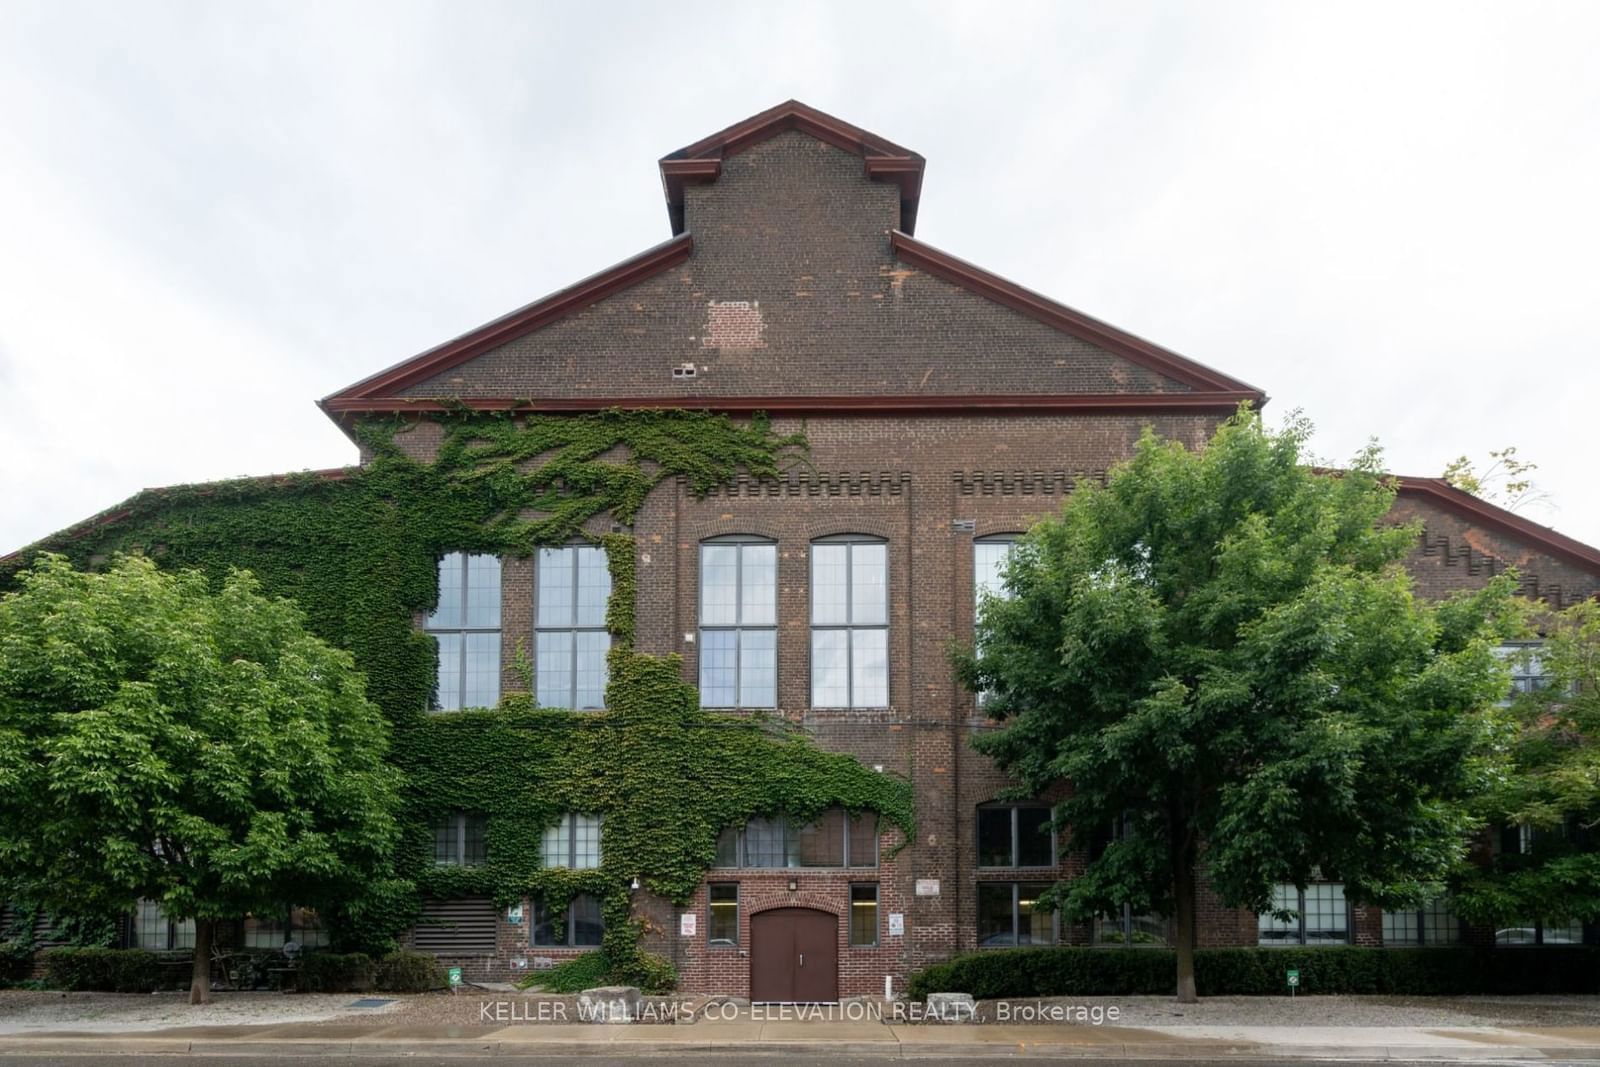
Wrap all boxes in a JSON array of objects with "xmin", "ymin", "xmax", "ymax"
[
  {"xmin": 322, "ymin": 392, "xmax": 1259, "ymax": 418},
  {"xmin": 1392, "ymin": 475, "xmax": 1600, "ymax": 574},
  {"xmin": 890, "ymin": 231, "xmax": 1267, "ymax": 400},
  {"xmin": 320, "ymin": 234, "xmax": 693, "ymax": 404},
  {"xmin": 659, "ymin": 100, "xmax": 925, "ymax": 235}
]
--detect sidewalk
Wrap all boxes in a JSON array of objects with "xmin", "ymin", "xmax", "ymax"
[{"xmin": 5, "ymin": 1019, "xmax": 1600, "ymax": 1060}]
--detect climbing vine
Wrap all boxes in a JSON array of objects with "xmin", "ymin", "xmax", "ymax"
[{"xmin": 2, "ymin": 409, "xmax": 915, "ymax": 986}]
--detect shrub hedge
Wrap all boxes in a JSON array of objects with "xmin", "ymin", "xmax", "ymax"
[
  {"xmin": 298, "ymin": 952, "xmax": 374, "ymax": 992},
  {"xmin": 372, "ymin": 950, "xmax": 443, "ymax": 993},
  {"xmin": 38, "ymin": 947, "xmax": 189, "ymax": 993},
  {"xmin": 906, "ymin": 946, "xmax": 1600, "ymax": 1000},
  {"xmin": 1, "ymin": 939, "xmax": 35, "ymax": 985}
]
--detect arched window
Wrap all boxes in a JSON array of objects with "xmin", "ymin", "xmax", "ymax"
[
  {"xmin": 810, "ymin": 535, "xmax": 888, "ymax": 708},
  {"xmin": 699, "ymin": 537, "xmax": 777, "ymax": 707}
]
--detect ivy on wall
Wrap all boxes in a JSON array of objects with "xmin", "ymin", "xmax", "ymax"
[{"xmin": 2, "ymin": 410, "xmax": 914, "ymax": 985}]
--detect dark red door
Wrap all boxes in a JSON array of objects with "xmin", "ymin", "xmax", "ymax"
[{"xmin": 749, "ymin": 907, "xmax": 838, "ymax": 1002}]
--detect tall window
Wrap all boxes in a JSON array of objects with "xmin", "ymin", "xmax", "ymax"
[
  {"xmin": 1383, "ymin": 897, "xmax": 1460, "ymax": 945},
  {"xmin": 543, "ymin": 813, "xmax": 602, "ymax": 869},
  {"xmin": 977, "ymin": 883, "xmax": 1056, "ymax": 947},
  {"xmin": 427, "ymin": 553, "xmax": 501, "ymax": 711},
  {"xmin": 850, "ymin": 884, "xmax": 880, "ymax": 947},
  {"xmin": 536, "ymin": 546, "xmax": 611, "ymax": 710},
  {"xmin": 973, "ymin": 536, "xmax": 1018, "ymax": 705},
  {"xmin": 133, "ymin": 899, "xmax": 195, "ymax": 951},
  {"xmin": 532, "ymin": 894, "xmax": 604, "ymax": 947},
  {"xmin": 1259, "ymin": 883, "xmax": 1349, "ymax": 945},
  {"xmin": 977, "ymin": 804, "xmax": 1055, "ymax": 868},
  {"xmin": 699, "ymin": 538, "xmax": 777, "ymax": 707},
  {"xmin": 810, "ymin": 536, "xmax": 888, "ymax": 708},
  {"xmin": 708, "ymin": 884, "xmax": 739, "ymax": 945},
  {"xmin": 433, "ymin": 813, "xmax": 487, "ymax": 866},
  {"xmin": 714, "ymin": 810, "xmax": 879, "ymax": 868}
]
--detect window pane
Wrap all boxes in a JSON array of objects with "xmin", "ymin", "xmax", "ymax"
[
  {"xmin": 741, "ymin": 544, "xmax": 777, "ymax": 626},
  {"xmin": 977, "ymin": 808, "xmax": 1013, "ymax": 867},
  {"xmin": 976, "ymin": 883, "xmax": 1015, "ymax": 946},
  {"xmin": 575, "ymin": 547, "xmax": 611, "ymax": 628},
  {"xmin": 1304, "ymin": 883, "xmax": 1347, "ymax": 945},
  {"xmin": 715, "ymin": 826, "xmax": 740, "ymax": 867},
  {"xmin": 543, "ymin": 818, "xmax": 569, "ymax": 868},
  {"xmin": 1543, "ymin": 919, "xmax": 1584, "ymax": 944},
  {"xmin": 850, "ymin": 884, "xmax": 878, "ymax": 946},
  {"xmin": 1017, "ymin": 883, "xmax": 1055, "ymax": 945},
  {"xmin": 537, "ymin": 548, "xmax": 574, "ymax": 627},
  {"xmin": 291, "ymin": 907, "xmax": 326, "ymax": 949},
  {"xmin": 699, "ymin": 629, "xmax": 738, "ymax": 707},
  {"xmin": 811, "ymin": 630, "xmax": 850, "ymax": 707},
  {"xmin": 1258, "ymin": 884, "xmax": 1299, "ymax": 944},
  {"xmin": 434, "ymin": 815, "xmax": 457, "ymax": 865},
  {"xmin": 134, "ymin": 899, "xmax": 166, "ymax": 950},
  {"xmin": 847, "ymin": 812, "xmax": 878, "ymax": 868},
  {"xmin": 536, "ymin": 631, "xmax": 572, "ymax": 708},
  {"xmin": 851, "ymin": 628, "xmax": 888, "ymax": 707},
  {"xmin": 701, "ymin": 545, "xmax": 739, "ymax": 626},
  {"xmin": 744, "ymin": 817, "xmax": 788, "ymax": 868},
  {"xmin": 574, "ymin": 631, "xmax": 610, "ymax": 710},
  {"xmin": 464, "ymin": 554, "xmax": 501, "ymax": 629},
  {"xmin": 571, "ymin": 894, "xmax": 605, "ymax": 946},
  {"xmin": 1421, "ymin": 898, "xmax": 1459, "ymax": 945},
  {"xmin": 433, "ymin": 633, "xmax": 463, "ymax": 711},
  {"xmin": 244, "ymin": 913, "xmax": 285, "ymax": 949},
  {"xmin": 573, "ymin": 814, "xmax": 602, "ymax": 869},
  {"xmin": 850, "ymin": 543, "xmax": 887, "ymax": 625},
  {"xmin": 739, "ymin": 629, "xmax": 776, "ymax": 708},
  {"xmin": 797, "ymin": 809, "xmax": 845, "ymax": 867},
  {"xmin": 532, "ymin": 898, "xmax": 566, "ymax": 946},
  {"xmin": 1497, "ymin": 921, "xmax": 1537, "ymax": 945},
  {"xmin": 1017, "ymin": 807, "xmax": 1053, "ymax": 867},
  {"xmin": 464, "ymin": 816, "xmax": 487, "ymax": 866},
  {"xmin": 1382, "ymin": 909, "xmax": 1417, "ymax": 945},
  {"xmin": 708, "ymin": 884, "xmax": 738, "ymax": 944},
  {"xmin": 811, "ymin": 545, "xmax": 849, "ymax": 625},
  {"xmin": 171, "ymin": 916, "xmax": 196, "ymax": 949},
  {"xmin": 974, "ymin": 540, "xmax": 1015, "ymax": 609},
  {"xmin": 428, "ymin": 553, "xmax": 463, "ymax": 629},
  {"xmin": 462, "ymin": 632, "xmax": 501, "ymax": 709}
]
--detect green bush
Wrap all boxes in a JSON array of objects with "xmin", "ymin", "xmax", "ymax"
[
  {"xmin": 907, "ymin": 946, "xmax": 1600, "ymax": 1000},
  {"xmin": 519, "ymin": 951, "xmax": 609, "ymax": 993},
  {"xmin": 298, "ymin": 952, "xmax": 374, "ymax": 993},
  {"xmin": 1, "ymin": 939, "xmax": 35, "ymax": 985},
  {"xmin": 39, "ymin": 947, "xmax": 170, "ymax": 992},
  {"xmin": 372, "ymin": 949, "xmax": 443, "ymax": 993}
]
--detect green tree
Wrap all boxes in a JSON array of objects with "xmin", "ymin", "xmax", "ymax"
[
  {"xmin": 0, "ymin": 554, "xmax": 400, "ymax": 1003},
  {"xmin": 1442, "ymin": 446, "xmax": 1548, "ymax": 514},
  {"xmin": 959, "ymin": 410, "xmax": 1518, "ymax": 1001},
  {"xmin": 1452, "ymin": 600, "xmax": 1600, "ymax": 934}
]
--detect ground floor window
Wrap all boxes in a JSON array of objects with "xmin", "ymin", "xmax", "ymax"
[
  {"xmin": 1382, "ymin": 897, "xmax": 1461, "ymax": 945},
  {"xmin": 1496, "ymin": 919, "xmax": 1586, "ymax": 945},
  {"xmin": 532, "ymin": 893, "xmax": 604, "ymax": 947},
  {"xmin": 133, "ymin": 899, "xmax": 195, "ymax": 950},
  {"xmin": 1259, "ymin": 883, "xmax": 1348, "ymax": 945},
  {"xmin": 849, "ymin": 884, "xmax": 879, "ymax": 946},
  {"xmin": 708, "ymin": 884, "xmax": 738, "ymax": 945},
  {"xmin": 243, "ymin": 906, "xmax": 328, "ymax": 949},
  {"xmin": 976, "ymin": 882, "xmax": 1056, "ymax": 947},
  {"xmin": 1094, "ymin": 905, "xmax": 1168, "ymax": 946}
]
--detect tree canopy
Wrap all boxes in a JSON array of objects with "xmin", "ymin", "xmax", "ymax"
[
  {"xmin": 960, "ymin": 410, "xmax": 1521, "ymax": 1000},
  {"xmin": 0, "ymin": 554, "xmax": 400, "ymax": 1002}
]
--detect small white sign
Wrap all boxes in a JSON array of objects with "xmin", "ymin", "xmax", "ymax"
[
  {"xmin": 680, "ymin": 912, "xmax": 697, "ymax": 937},
  {"xmin": 888, "ymin": 912, "xmax": 904, "ymax": 936},
  {"xmin": 915, "ymin": 879, "xmax": 941, "ymax": 897},
  {"xmin": 506, "ymin": 903, "xmax": 523, "ymax": 925}
]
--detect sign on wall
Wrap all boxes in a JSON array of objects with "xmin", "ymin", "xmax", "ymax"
[
  {"xmin": 888, "ymin": 912, "xmax": 904, "ymax": 936},
  {"xmin": 680, "ymin": 912, "xmax": 697, "ymax": 937},
  {"xmin": 915, "ymin": 879, "xmax": 941, "ymax": 897}
]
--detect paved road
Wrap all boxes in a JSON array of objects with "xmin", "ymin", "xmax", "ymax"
[{"xmin": 0, "ymin": 1058, "xmax": 1580, "ymax": 1066}]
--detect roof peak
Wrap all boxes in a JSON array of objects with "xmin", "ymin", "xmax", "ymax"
[{"xmin": 659, "ymin": 100, "xmax": 925, "ymax": 234}]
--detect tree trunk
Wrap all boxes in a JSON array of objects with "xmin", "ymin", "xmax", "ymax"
[
  {"xmin": 189, "ymin": 918, "xmax": 214, "ymax": 1005},
  {"xmin": 1173, "ymin": 850, "xmax": 1198, "ymax": 1003}
]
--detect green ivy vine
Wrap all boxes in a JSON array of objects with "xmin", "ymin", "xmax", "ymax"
[{"xmin": 2, "ymin": 410, "xmax": 915, "ymax": 985}]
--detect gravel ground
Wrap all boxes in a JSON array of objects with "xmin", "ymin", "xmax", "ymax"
[{"xmin": 2, "ymin": 988, "xmax": 1596, "ymax": 1032}]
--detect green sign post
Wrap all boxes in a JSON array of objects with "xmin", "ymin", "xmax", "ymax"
[
  {"xmin": 448, "ymin": 966, "xmax": 462, "ymax": 993},
  {"xmin": 1286, "ymin": 969, "xmax": 1299, "ymax": 997}
]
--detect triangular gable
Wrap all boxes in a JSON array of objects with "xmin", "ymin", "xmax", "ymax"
[{"xmin": 1393, "ymin": 476, "xmax": 1600, "ymax": 576}]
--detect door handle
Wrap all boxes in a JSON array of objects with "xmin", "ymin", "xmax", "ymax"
[{"xmin": 798, "ymin": 954, "xmax": 804, "ymax": 967}]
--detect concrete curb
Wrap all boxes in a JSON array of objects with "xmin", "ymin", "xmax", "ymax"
[{"xmin": 6, "ymin": 1036, "xmax": 1600, "ymax": 1059}]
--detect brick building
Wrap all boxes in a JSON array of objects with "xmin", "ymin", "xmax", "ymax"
[{"xmin": 15, "ymin": 101, "xmax": 1600, "ymax": 995}]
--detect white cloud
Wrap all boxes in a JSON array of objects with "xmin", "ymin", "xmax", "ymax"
[{"xmin": 1, "ymin": 0, "xmax": 1596, "ymax": 551}]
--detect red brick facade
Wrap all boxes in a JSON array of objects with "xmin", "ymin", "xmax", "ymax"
[{"xmin": 348, "ymin": 103, "xmax": 1600, "ymax": 991}]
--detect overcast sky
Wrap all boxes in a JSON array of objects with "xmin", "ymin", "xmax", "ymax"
[{"xmin": 3, "ymin": 0, "xmax": 1597, "ymax": 554}]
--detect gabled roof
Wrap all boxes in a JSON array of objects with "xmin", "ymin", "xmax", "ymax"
[
  {"xmin": 1392, "ymin": 475, "xmax": 1600, "ymax": 574},
  {"xmin": 659, "ymin": 99, "xmax": 925, "ymax": 235}
]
